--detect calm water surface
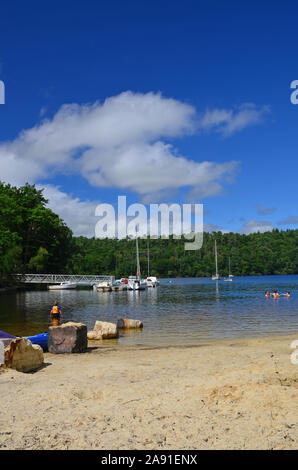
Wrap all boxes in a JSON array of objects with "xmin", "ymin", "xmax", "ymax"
[{"xmin": 0, "ymin": 275, "xmax": 297, "ymax": 345}]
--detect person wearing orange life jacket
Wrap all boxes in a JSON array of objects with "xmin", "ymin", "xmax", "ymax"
[{"xmin": 50, "ymin": 300, "xmax": 62, "ymax": 326}]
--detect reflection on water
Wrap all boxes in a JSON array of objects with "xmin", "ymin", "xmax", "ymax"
[{"xmin": 0, "ymin": 275, "xmax": 297, "ymax": 345}]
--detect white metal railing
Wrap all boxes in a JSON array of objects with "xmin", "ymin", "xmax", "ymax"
[{"xmin": 13, "ymin": 274, "xmax": 115, "ymax": 285}]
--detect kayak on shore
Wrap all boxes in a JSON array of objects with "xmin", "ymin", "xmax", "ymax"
[
  {"xmin": 25, "ymin": 333, "xmax": 48, "ymax": 352},
  {"xmin": 0, "ymin": 330, "xmax": 16, "ymax": 339},
  {"xmin": 0, "ymin": 330, "xmax": 48, "ymax": 352}
]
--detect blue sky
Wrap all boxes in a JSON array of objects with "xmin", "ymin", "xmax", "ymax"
[{"xmin": 0, "ymin": 0, "xmax": 298, "ymax": 236}]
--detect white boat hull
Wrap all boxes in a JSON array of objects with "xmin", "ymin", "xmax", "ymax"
[
  {"xmin": 96, "ymin": 281, "xmax": 113, "ymax": 292},
  {"xmin": 96, "ymin": 281, "xmax": 112, "ymax": 288},
  {"xmin": 48, "ymin": 282, "xmax": 77, "ymax": 290},
  {"xmin": 128, "ymin": 279, "xmax": 147, "ymax": 290},
  {"xmin": 146, "ymin": 276, "xmax": 159, "ymax": 287}
]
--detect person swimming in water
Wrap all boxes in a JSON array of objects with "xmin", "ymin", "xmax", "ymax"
[
  {"xmin": 281, "ymin": 291, "xmax": 291, "ymax": 297},
  {"xmin": 265, "ymin": 291, "xmax": 270, "ymax": 298},
  {"xmin": 272, "ymin": 290, "xmax": 280, "ymax": 299}
]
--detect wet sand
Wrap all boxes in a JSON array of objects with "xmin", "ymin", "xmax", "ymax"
[{"xmin": 0, "ymin": 334, "xmax": 297, "ymax": 450}]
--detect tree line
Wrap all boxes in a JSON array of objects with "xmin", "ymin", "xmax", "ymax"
[{"xmin": 0, "ymin": 182, "xmax": 297, "ymax": 286}]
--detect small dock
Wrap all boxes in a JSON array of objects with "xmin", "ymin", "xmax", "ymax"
[{"xmin": 13, "ymin": 274, "xmax": 115, "ymax": 287}]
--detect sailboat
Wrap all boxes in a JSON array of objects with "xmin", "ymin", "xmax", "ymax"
[
  {"xmin": 212, "ymin": 239, "xmax": 220, "ymax": 280},
  {"xmin": 128, "ymin": 236, "xmax": 147, "ymax": 290},
  {"xmin": 224, "ymin": 257, "xmax": 233, "ymax": 282},
  {"xmin": 228, "ymin": 257, "xmax": 234, "ymax": 278},
  {"xmin": 145, "ymin": 239, "xmax": 159, "ymax": 287}
]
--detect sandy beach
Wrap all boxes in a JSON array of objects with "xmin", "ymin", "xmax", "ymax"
[{"xmin": 0, "ymin": 333, "xmax": 297, "ymax": 450}]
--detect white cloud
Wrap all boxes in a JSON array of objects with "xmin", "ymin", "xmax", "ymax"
[
  {"xmin": 203, "ymin": 223, "xmax": 224, "ymax": 233},
  {"xmin": 256, "ymin": 205, "xmax": 276, "ymax": 215},
  {"xmin": 81, "ymin": 142, "xmax": 238, "ymax": 195},
  {"xmin": 277, "ymin": 216, "xmax": 298, "ymax": 226},
  {"xmin": 199, "ymin": 103, "xmax": 269, "ymax": 137},
  {"xmin": 39, "ymin": 106, "xmax": 47, "ymax": 118},
  {"xmin": 238, "ymin": 219, "xmax": 274, "ymax": 235},
  {"xmin": 40, "ymin": 185, "xmax": 99, "ymax": 237},
  {"xmin": 0, "ymin": 92, "xmax": 270, "ymax": 236},
  {"xmin": 0, "ymin": 91, "xmax": 197, "ymax": 187},
  {"xmin": 0, "ymin": 91, "xmax": 258, "ymax": 198}
]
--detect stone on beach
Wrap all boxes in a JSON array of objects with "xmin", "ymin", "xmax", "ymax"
[
  {"xmin": 1, "ymin": 338, "xmax": 15, "ymax": 366},
  {"xmin": 1, "ymin": 341, "xmax": 7, "ymax": 366},
  {"xmin": 4, "ymin": 338, "xmax": 44, "ymax": 372},
  {"xmin": 0, "ymin": 342, "xmax": 4, "ymax": 366},
  {"xmin": 117, "ymin": 318, "xmax": 143, "ymax": 329},
  {"xmin": 48, "ymin": 322, "xmax": 87, "ymax": 354},
  {"xmin": 87, "ymin": 321, "xmax": 118, "ymax": 340}
]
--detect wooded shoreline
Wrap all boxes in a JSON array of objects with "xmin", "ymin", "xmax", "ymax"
[{"xmin": 1, "ymin": 182, "xmax": 297, "ymax": 288}]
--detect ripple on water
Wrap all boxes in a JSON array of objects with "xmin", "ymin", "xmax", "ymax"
[{"xmin": 0, "ymin": 275, "xmax": 297, "ymax": 345}]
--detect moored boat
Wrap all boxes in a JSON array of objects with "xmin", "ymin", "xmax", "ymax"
[
  {"xmin": 212, "ymin": 240, "xmax": 220, "ymax": 280},
  {"xmin": 96, "ymin": 280, "xmax": 113, "ymax": 292},
  {"xmin": 146, "ymin": 276, "xmax": 159, "ymax": 287},
  {"xmin": 114, "ymin": 278, "xmax": 128, "ymax": 285},
  {"xmin": 228, "ymin": 257, "xmax": 234, "ymax": 279},
  {"xmin": 145, "ymin": 241, "xmax": 159, "ymax": 287},
  {"xmin": 111, "ymin": 284, "xmax": 127, "ymax": 291},
  {"xmin": 127, "ymin": 277, "xmax": 147, "ymax": 290},
  {"xmin": 48, "ymin": 281, "xmax": 77, "ymax": 290},
  {"xmin": 127, "ymin": 236, "xmax": 147, "ymax": 291}
]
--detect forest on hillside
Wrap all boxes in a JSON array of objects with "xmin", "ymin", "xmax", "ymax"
[
  {"xmin": 0, "ymin": 182, "xmax": 297, "ymax": 286},
  {"xmin": 70, "ymin": 230, "xmax": 298, "ymax": 278}
]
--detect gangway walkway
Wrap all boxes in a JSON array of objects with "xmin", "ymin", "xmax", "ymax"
[{"xmin": 13, "ymin": 274, "xmax": 115, "ymax": 286}]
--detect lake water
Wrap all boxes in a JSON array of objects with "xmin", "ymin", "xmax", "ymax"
[{"xmin": 0, "ymin": 275, "xmax": 297, "ymax": 345}]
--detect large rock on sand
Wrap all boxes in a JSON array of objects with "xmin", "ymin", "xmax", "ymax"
[
  {"xmin": 0, "ymin": 341, "xmax": 4, "ymax": 366},
  {"xmin": 48, "ymin": 322, "xmax": 87, "ymax": 354},
  {"xmin": 5, "ymin": 338, "xmax": 44, "ymax": 372},
  {"xmin": 1, "ymin": 337, "xmax": 15, "ymax": 365},
  {"xmin": 117, "ymin": 318, "xmax": 143, "ymax": 329},
  {"xmin": 87, "ymin": 321, "xmax": 118, "ymax": 340}
]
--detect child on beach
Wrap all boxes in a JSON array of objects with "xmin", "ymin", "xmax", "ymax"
[{"xmin": 50, "ymin": 300, "xmax": 62, "ymax": 326}]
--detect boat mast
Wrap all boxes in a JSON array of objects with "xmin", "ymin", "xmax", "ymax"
[
  {"xmin": 147, "ymin": 238, "xmax": 150, "ymax": 277},
  {"xmin": 228, "ymin": 256, "xmax": 231, "ymax": 276},
  {"xmin": 136, "ymin": 235, "xmax": 141, "ymax": 279},
  {"xmin": 215, "ymin": 239, "xmax": 218, "ymax": 276}
]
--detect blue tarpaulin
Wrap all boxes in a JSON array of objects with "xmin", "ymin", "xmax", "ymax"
[{"xmin": 0, "ymin": 331, "xmax": 16, "ymax": 339}]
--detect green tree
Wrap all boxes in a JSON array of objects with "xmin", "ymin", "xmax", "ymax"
[
  {"xmin": 28, "ymin": 247, "xmax": 49, "ymax": 273},
  {"xmin": 0, "ymin": 182, "xmax": 74, "ymax": 285}
]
